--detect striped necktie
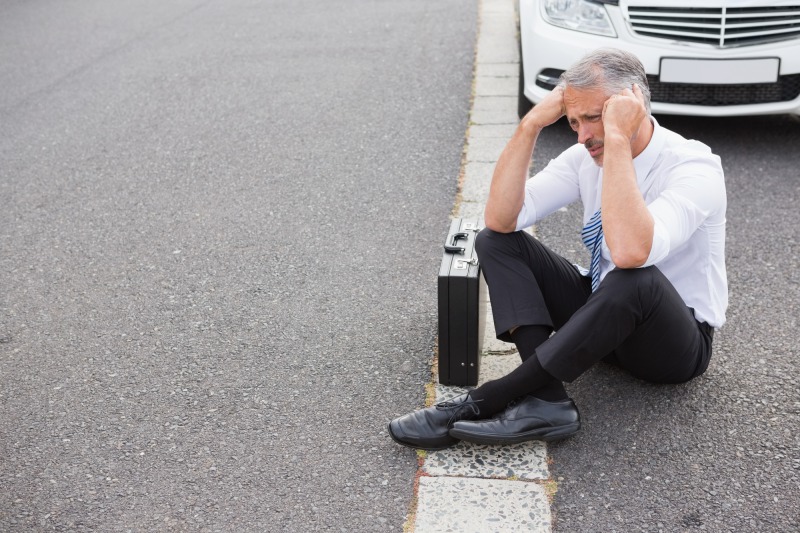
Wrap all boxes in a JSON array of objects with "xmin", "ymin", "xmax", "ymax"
[{"xmin": 581, "ymin": 208, "xmax": 604, "ymax": 291}]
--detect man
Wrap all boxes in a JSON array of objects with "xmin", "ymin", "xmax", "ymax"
[{"xmin": 388, "ymin": 48, "xmax": 727, "ymax": 450}]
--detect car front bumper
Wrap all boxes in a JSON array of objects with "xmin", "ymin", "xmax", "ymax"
[{"xmin": 519, "ymin": 0, "xmax": 800, "ymax": 117}]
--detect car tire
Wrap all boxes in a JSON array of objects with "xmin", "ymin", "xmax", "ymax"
[{"xmin": 517, "ymin": 43, "xmax": 533, "ymax": 119}]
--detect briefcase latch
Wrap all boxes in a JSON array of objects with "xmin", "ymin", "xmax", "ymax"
[
  {"xmin": 454, "ymin": 256, "xmax": 478, "ymax": 270},
  {"xmin": 463, "ymin": 222, "xmax": 480, "ymax": 232}
]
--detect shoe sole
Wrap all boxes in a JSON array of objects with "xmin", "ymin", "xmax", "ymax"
[
  {"xmin": 387, "ymin": 422, "xmax": 458, "ymax": 451},
  {"xmin": 449, "ymin": 422, "xmax": 581, "ymax": 446}
]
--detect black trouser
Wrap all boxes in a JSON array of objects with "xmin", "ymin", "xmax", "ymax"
[{"xmin": 476, "ymin": 229, "xmax": 714, "ymax": 384}]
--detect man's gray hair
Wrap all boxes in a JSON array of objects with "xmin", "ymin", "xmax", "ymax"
[{"xmin": 559, "ymin": 48, "xmax": 652, "ymax": 113}]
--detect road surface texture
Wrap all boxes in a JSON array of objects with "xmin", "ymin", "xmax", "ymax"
[{"xmin": 0, "ymin": 0, "xmax": 477, "ymax": 531}]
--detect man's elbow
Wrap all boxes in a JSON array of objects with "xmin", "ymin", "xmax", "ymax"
[
  {"xmin": 484, "ymin": 214, "xmax": 517, "ymax": 234},
  {"xmin": 610, "ymin": 248, "xmax": 649, "ymax": 269}
]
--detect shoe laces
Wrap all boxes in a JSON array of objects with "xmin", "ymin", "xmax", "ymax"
[
  {"xmin": 435, "ymin": 394, "xmax": 482, "ymax": 424},
  {"xmin": 506, "ymin": 397, "xmax": 523, "ymax": 409},
  {"xmin": 491, "ymin": 395, "xmax": 529, "ymax": 420}
]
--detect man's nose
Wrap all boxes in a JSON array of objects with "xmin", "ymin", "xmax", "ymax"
[{"xmin": 577, "ymin": 124, "xmax": 593, "ymax": 145}]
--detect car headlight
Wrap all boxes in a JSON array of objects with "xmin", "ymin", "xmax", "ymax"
[{"xmin": 542, "ymin": 0, "xmax": 617, "ymax": 37}]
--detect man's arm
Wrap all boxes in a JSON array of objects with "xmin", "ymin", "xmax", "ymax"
[
  {"xmin": 600, "ymin": 84, "xmax": 654, "ymax": 268},
  {"xmin": 484, "ymin": 87, "xmax": 565, "ymax": 233}
]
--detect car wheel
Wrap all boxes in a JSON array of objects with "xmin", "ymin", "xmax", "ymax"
[{"xmin": 517, "ymin": 43, "xmax": 533, "ymax": 119}]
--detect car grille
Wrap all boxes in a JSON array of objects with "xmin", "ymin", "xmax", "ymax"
[
  {"xmin": 647, "ymin": 74, "xmax": 800, "ymax": 106},
  {"xmin": 626, "ymin": 5, "xmax": 800, "ymax": 47}
]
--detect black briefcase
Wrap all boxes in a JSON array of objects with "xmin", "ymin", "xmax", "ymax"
[{"xmin": 437, "ymin": 218, "xmax": 485, "ymax": 386}]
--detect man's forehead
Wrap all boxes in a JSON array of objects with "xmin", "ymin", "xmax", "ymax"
[{"xmin": 563, "ymin": 86, "xmax": 609, "ymax": 117}]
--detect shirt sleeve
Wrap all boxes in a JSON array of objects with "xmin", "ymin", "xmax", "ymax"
[
  {"xmin": 515, "ymin": 145, "xmax": 583, "ymax": 231},
  {"xmin": 643, "ymin": 151, "xmax": 725, "ymax": 266}
]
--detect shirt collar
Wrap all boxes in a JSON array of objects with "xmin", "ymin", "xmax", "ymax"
[{"xmin": 633, "ymin": 116, "xmax": 664, "ymax": 186}]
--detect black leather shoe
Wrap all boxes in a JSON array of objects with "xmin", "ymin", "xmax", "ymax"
[
  {"xmin": 449, "ymin": 395, "xmax": 580, "ymax": 445},
  {"xmin": 388, "ymin": 393, "xmax": 482, "ymax": 450}
]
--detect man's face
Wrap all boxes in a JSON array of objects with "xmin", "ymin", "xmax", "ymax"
[{"xmin": 563, "ymin": 85, "xmax": 610, "ymax": 166}]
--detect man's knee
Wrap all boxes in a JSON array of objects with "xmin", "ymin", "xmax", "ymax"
[
  {"xmin": 475, "ymin": 227, "xmax": 499, "ymax": 256},
  {"xmin": 475, "ymin": 227, "xmax": 517, "ymax": 259},
  {"xmin": 600, "ymin": 266, "xmax": 666, "ymax": 299}
]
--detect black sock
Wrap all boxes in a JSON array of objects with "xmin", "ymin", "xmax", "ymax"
[
  {"xmin": 530, "ymin": 380, "xmax": 568, "ymax": 402},
  {"xmin": 509, "ymin": 326, "xmax": 568, "ymax": 401},
  {"xmin": 510, "ymin": 325, "xmax": 551, "ymax": 362},
  {"xmin": 469, "ymin": 353, "xmax": 563, "ymax": 417}
]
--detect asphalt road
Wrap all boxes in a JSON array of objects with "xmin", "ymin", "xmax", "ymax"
[
  {"xmin": 532, "ymin": 114, "xmax": 800, "ymax": 532},
  {"xmin": 4, "ymin": 1, "xmax": 799, "ymax": 532},
  {"xmin": 0, "ymin": 1, "xmax": 477, "ymax": 531}
]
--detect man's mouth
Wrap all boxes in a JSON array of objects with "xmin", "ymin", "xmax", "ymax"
[{"xmin": 586, "ymin": 141, "xmax": 603, "ymax": 158}]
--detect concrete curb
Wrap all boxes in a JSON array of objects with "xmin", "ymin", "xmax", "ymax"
[{"xmin": 406, "ymin": 0, "xmax": 555, "ymax": 531}]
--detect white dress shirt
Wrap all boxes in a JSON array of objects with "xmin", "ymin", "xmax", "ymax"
[{"xmin": 515, "ymin": 118, "xmax": 728, "ymax": 328}]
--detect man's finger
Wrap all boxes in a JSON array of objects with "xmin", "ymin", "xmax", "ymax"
[{"xmin": 632, "ymin": 83, "xmax": 645, "ymax": 102}]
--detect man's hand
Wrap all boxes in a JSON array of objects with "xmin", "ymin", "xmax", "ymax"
[
  {"xmin": 523, "ymin": 86, "xmax": 565, "ymax": 131},
  {"xmin": 602, "ymin": 83, "xmax": 647, "ymax": 141}
]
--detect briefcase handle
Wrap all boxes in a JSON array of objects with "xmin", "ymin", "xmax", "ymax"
[{"xmin": 444, "ymin": 232, "xmax": 469, "ymax": 254}]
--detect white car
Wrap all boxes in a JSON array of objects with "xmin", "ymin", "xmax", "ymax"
[{"xmin": 518, "ymin": 0, "xmax": 800, "ymax": 118}]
